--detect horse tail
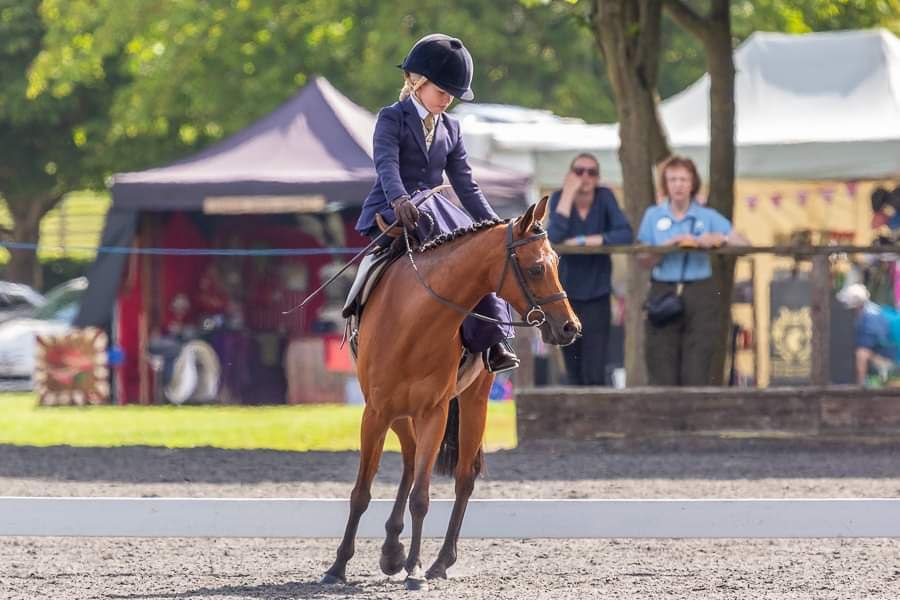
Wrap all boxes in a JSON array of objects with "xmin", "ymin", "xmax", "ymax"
[{"xmin": 435, "ymin": 397, "xmax": 483, "ymax": 478}]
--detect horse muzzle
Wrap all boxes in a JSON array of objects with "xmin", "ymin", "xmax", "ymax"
[{"xmin": 541, "ymin": 318, "xmax": 581, "ymax": 346}]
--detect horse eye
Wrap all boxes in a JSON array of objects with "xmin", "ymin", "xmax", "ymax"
[{"xmin": 528, "ymin": 265, "xmax": 544, "ymax": 277}]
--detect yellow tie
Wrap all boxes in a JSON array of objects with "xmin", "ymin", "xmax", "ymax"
[{"xmin": 423, "ymin": 113, "xmax": 435, "ymax": 149}]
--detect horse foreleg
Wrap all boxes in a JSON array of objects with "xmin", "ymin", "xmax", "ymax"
[
  {"xmin": 426, "ymin": 370, "xmax": 493, "ymax": 580},
  {"xmin": 380, "ymin": 417, "xmax": 416, "ymax": 576},
  {"xmin": 322, "ymin": 405, "xmax": 390, "ymax": 584},
  {"xmin": 404, "ymin": 401, "xmax": 450, "ymax": 591}
]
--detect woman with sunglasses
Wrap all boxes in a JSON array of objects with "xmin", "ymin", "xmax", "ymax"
[{"xmin": 547, "ymin": 153, "xmax": 633, "ymax": 385}]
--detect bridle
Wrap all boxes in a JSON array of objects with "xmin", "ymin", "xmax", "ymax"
[{"xmin": 403, "ymin": 220, "xmax": 568, "ymax": 328}]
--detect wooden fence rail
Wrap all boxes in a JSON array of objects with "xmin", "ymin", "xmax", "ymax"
[{"xmin": 552, "ymin": 244, "xmax": 900, "ymax": 386}]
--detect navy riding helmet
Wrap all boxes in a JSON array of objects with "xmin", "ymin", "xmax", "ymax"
[{"xmin": 400, "ymin": 33, "xmax": 475, "ymax": 101}]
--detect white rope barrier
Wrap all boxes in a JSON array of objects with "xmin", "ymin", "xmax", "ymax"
[{"xmin": 1, "ymin": 497, "xmax": 899, "ymax": 538}]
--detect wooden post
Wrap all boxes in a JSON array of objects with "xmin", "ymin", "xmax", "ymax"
[
  {"xmin": 810, "ymin": 254, "xmax": 831, "ymax": 385},
  {"xmin": 751, "ymin": 256, "xmax": 761, "ymax": 387}
]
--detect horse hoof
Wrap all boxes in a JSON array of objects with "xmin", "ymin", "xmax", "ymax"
[
  {"xmin": 425, "ymin": 565, "xmax": 447, "ymax": 580},
  {"xmin": 380, "ymin": 553, "xmax": 406, "ymax": 576},
  {"xmin": 320, "ymin": 572, "xmax": 346, "ymax": 585},
  {"xmin": 405, "ymin": 576, "xmax": 428, "ymax": 591}
]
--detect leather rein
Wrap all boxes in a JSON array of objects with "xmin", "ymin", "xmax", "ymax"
[{"xmin": 402, "ymin": 220, "xmax": 568, "ymax": 328}]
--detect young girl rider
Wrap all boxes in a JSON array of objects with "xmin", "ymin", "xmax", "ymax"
[{"xmin": 355, "ymin": 33, "xmax": 519, "ymax": 373}]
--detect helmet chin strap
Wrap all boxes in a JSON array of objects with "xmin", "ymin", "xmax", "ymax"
[{"xmin": 410, "ymin": 77, "xmax": 432, "ymax": 112}]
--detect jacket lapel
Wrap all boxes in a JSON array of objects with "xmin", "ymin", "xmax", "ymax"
[{"xmin": 402, "ymin": 98, "xmax": 429, "ymax": 159}]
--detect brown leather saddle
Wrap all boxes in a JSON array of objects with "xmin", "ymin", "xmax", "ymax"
[{"xmin": 341, "ymin": 214, "xmax": 405, "ymax": 358}]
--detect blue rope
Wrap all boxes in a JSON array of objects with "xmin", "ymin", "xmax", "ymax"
[{"xmin": 0, "ymin": 241, "xmax": 365, "ymax": 257}]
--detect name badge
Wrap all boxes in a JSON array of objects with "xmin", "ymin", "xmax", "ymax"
[{"xmin": 656, "ymin": 217, "xmax": 672, "ymax": 232}]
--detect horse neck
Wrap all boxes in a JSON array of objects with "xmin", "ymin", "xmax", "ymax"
[{"xmin": 416, "ymin": 225, "xmax": 508, "ymax": 305}]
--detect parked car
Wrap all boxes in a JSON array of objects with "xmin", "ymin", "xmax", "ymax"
[
  {"xmin": 0, "ymin": 277, "xmax": 88, "ymax": 379},
  {"xmin": 0, "ymin": 281, "xmax": 46, "ymax": 324}
]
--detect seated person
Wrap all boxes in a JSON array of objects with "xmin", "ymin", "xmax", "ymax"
[{"xmin": 838, "ymin": 283, "xmax": 897, "ymax": 385}]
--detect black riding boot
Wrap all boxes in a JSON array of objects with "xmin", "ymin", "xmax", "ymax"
[{"xmin": 483, "ymin": 339, "xmax": 520, "ymax": 373}]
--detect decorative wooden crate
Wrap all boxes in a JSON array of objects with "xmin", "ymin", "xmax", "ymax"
[{"xmin": 34, "ymin": 327, "xmax": 110, "ymax": 406}]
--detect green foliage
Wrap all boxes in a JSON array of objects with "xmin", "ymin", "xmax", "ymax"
[
  {"xmin": 0, "ymin": 0, "xmax": 119, "ymax": 287},
  {"xmin": 732, "ymin": 0, "xmax": 900, "ymax": 36},
  {"xmin": 0, "ymin": 0, "xmax": 111, "ymax": 202},
  {"xmin": 27, "ymin": 0, "xmax": 615, "ymax": 178},
  {"xmin": 0, "ymin": 393, "xmax": 517, "ymax": 451},
  {"xmin": 24, "ymin": 0, "xmax": 900, "ymax": 174}
]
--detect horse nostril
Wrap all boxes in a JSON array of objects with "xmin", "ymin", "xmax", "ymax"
[{"xmin": 563, "ymin": 320, "xmax": 579, "ymax": 335}]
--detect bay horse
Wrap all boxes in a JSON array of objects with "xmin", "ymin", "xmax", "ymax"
[{"xmin": 322, "ymin": 196, "xmax": 581, "ymax": 590}]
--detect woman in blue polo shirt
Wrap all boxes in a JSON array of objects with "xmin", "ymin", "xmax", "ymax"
[{"xmin": 637, "ymin": 155, "xmax": 746, "ymax": 385}]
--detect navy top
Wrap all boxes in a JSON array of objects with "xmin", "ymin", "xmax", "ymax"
[
  {"xmin": 355, "ymin": 96, "xmax": 497, "ymax": 235},
  {"xmin": 547, "ymin": 187, "xmax": 633, "ymax": 300}
]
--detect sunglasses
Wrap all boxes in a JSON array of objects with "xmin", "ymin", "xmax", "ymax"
[{"xmin": 572, "ymin": 167, "xmax": 599, "ymax": 177}]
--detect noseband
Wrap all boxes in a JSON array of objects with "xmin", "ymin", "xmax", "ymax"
[{"xmin": 404, "ymin": 220, "xmax": 568, "ymax": 328}]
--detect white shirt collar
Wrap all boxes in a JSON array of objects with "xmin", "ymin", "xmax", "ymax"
[{"xmin": 409, "ymin": 94, "xmax": 431, "ymax": 121}]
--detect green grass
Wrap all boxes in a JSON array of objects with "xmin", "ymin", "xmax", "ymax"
[{"xmin": 0, "ymin": 394, "xmax": 517, "ymax": 452}]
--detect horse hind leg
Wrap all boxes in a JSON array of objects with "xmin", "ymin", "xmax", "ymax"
[
  {"xmin": 380, "ymin": 417, "xmax": 416, "ymax": 576},
  {"xmin": 321, "ymin": 405, "xmax": 391, "ymax": 584},
  {"xmin": 432, "ymin": 351, "xmax": 482, "ymax": 477},
  {"xmin": 426, "ymin": 370, "xmax": 493, "ymax": 581}
]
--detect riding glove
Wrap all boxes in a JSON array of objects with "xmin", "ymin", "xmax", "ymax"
[{"xmin": 391, "ymin": 195, "xmax": 420, "ymax": 231}]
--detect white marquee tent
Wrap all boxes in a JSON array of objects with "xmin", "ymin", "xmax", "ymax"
[{"xmin": 460, "ymin": 28, "xmax": 900, "ymax": 193}]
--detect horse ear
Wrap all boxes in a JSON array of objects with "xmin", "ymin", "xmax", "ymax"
[
  {"xmin": 534, "ymin": 195, "xmax": 549, "ymax": 222},
  {"xmin": 516, "ymin": 204, "xmax": 537, "ymax": 236},
  {"xmin": 516, "ymin": 196, "xmax": 549, "ymax": 235}
]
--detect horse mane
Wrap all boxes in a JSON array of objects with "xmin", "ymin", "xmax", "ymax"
[
  {"xmin": 416, "ymin": 218, "xmax": 507, "ymax": 253},
  {"xmin": 416, "ymin": 218, "xmax": 545, "ymax": 254}
]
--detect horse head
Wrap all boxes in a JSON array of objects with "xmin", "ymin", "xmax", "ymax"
[{"xmin": 499, "ymin": 196, "xmax": 581, "ymax": 346}]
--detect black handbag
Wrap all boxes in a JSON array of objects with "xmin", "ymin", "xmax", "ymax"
[
  {"xmin": 644, "ymin": 222, "xmax": 692, "ymax": 327},
  {"xmin": 644, "ymin": 283, "xmax": 686, "ymax": 327}
]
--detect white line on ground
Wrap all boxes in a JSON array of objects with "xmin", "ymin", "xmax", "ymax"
[{"xmin": 2, "ymin": 497, "xmax": 899, "ymax": 539}]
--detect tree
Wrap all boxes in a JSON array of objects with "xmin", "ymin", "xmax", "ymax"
[
  {"xmin": 665, "ymin": 0, "xmax": 735, "ymax": 384},
  {"xmin": 0, "ymin": 0, "xmax": 115, "ymax": 286},
  {"xmin": 587, "ymin": 0, "xmax": 670, "ymax": 386}
]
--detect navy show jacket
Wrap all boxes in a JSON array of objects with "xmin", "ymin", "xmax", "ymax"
[
  {"xmin": 547, "ymin": 187, "xmax": 633, "ymax": 300},
  {"xmin": 356, "ymin": 96, "xmax": 497, "ymax": 235}
]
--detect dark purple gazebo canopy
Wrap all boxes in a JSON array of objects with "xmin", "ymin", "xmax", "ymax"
[{"xmin": 111, "ymin": 76, "xmax": 529, "ymax": 213}]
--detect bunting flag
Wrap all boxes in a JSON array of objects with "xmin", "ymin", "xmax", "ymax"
[{"xmin": 739, "ymin": 183, "xmax": 893, "ymax": 214}]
